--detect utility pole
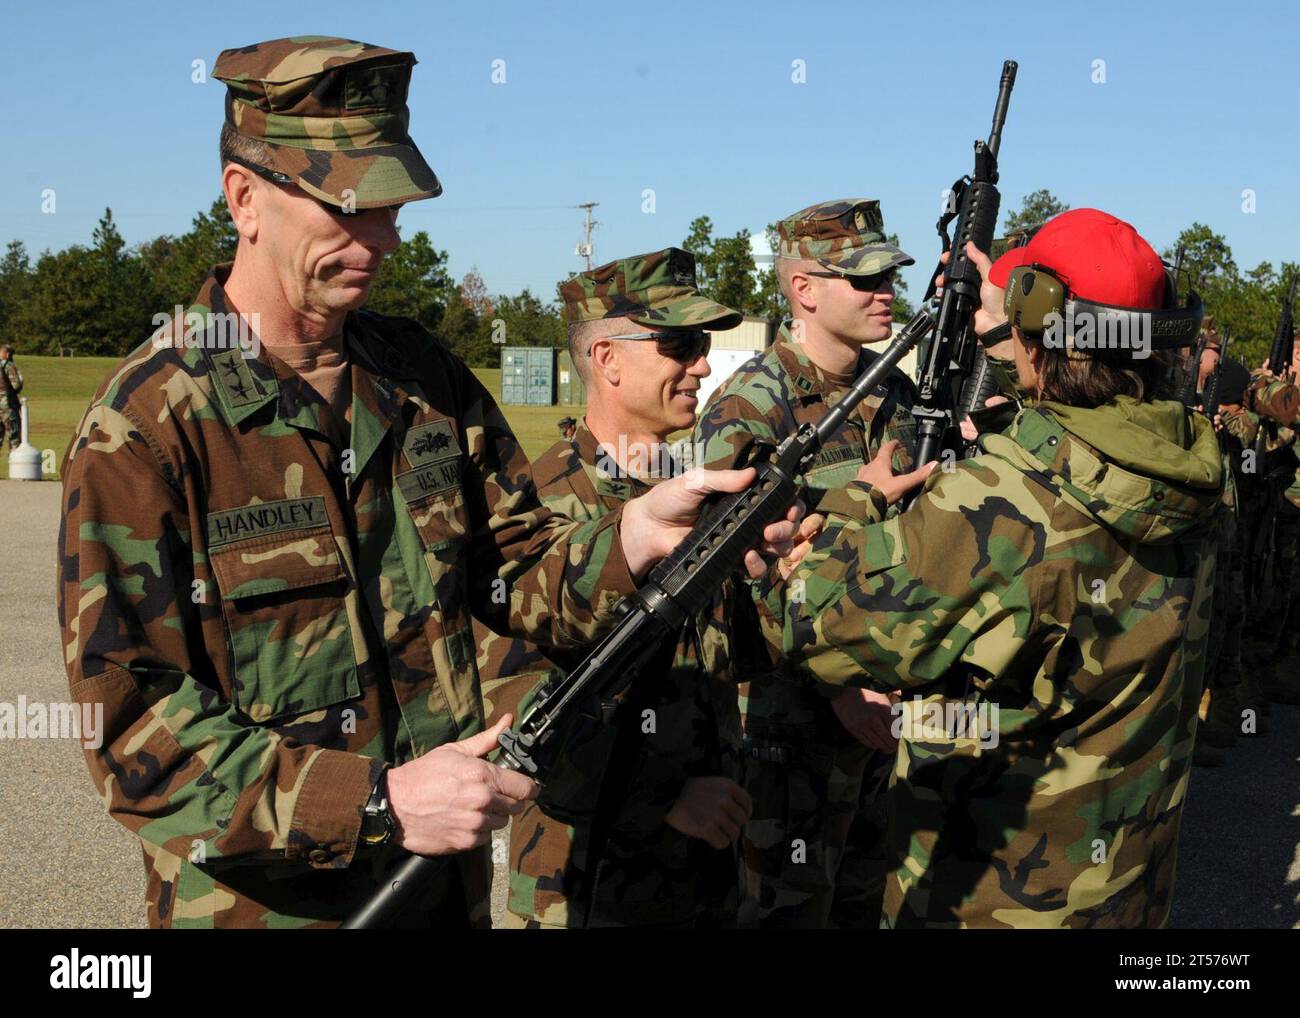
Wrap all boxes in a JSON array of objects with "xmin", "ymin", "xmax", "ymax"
[{"xmin": 575, "ymin": 202, "xmax": 599, "ymax": 271}]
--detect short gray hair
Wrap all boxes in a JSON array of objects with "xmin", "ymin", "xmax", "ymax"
[
  {"xmin": 567, "ymin": 319, "xmax": 613, "ymax": 384},
  {"xmin": 219, "ymin": 122, "xmax": 275, "ymax": 172}
]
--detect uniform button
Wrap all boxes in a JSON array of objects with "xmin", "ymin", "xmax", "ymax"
[
  {"xmin": 1047, "ymin": 436, "xmax": 1059, "ymax": 446},
  {"xmin": 308, "ymin": 848, "xmax": 332, "ymax": 865}
]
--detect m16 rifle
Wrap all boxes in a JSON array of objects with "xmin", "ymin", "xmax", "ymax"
[
  {"xmin": 341, "ymin": 309, "xmax": 937, "ymax": 929},
  {"xmin": 1267, "ymin": 273, "xmax": 1297, "ymax": 375},
  {"xmin": 912, "ymin": 60, "xmax": 1017, "ymax": 468},
  {"xmin": 955, "ymin": 223, "xmax": 1039, "ymax": 446}
]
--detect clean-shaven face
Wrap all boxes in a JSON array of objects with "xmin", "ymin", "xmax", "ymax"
[
  {"xmin": 252, "ymin": 178, "xmax": 402, "ymax": 317},
  {"xmin": 808, "ymin": 269, "xmax": 897, "ymax": 346},
  {"xmin": 606, "ymin": 324, "xmax": 712, "ymax": 435}
]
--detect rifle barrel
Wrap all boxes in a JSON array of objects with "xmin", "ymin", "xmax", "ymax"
[{"xmin": 986, "ymin": 60, "xmax": 1018, "ymax": 159}]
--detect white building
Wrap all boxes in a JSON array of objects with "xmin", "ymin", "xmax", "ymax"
[{"xmin": 698, "ymin": 316, "xmax": 773, "ymax": 411}]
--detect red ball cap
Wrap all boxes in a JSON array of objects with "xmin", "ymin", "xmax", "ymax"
[{"xmin": 989, "ymin": 208, "xmax": 1167, "ymax": 309}]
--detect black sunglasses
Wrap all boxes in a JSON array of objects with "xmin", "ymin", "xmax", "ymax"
[
  {"xmin": 226, "ymin": 155, "xmax": 401, "ymax": 216},
  {"xmin": 805, "ymin": 266, "xmax": 899, "ymax": 292},
  {"xmin": 604, "ymin": 329, "xmax": 712, "ymax": 362}
]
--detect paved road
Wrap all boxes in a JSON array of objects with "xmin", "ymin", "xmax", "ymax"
[{"xmin": 2, "ymin": 478, "xmax": 1295, "ymax": 928}]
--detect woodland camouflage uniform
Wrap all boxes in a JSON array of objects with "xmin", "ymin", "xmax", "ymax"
[
  {"xmin": 1246, "ymin": 374, "xmax": 1300, "ymax": 703},
  {"xmin": 773, "ymin": 398, "xmax": 1224, "ymax": 927},
  {"xmin": 1195, "ymin": 397, "xmax": 1256, "ymax": 760},
  {"xmin": 0, "ymin": 353, "xmax": 22, "ymax": 451},
  {"xmin": 57, "ymin": 37, "xmax": 642, "ymax": 929},
  {"xmin": 694, "ymin": 199, "xmax": 916, "ymax": 928},
  {"xmin": 477, "ymin": 422, "xmax": 743, "ymax": 927},
  {"xmin": 474, "ymin": 248, "xmax": 746, "ymax": 928}
]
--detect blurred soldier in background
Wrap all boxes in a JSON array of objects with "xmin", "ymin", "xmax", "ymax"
[{"xmin": 0, "ymin": 345, "xmax": 23, "ymax": 453}]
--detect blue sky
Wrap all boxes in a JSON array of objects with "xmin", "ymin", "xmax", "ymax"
[{"xmin": 1, "ymin": 0, "xmax": 1295, "ymax": 303}]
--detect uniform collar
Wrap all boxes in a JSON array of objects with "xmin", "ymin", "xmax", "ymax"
[
  {"xmin": 571, "ymin": 419, "xmax": 605, "ymax": 471},
  {"xmin": 772, "ymin": 321, "xmax": 868, "ymax": 399},
  {"xmin": 184, "ymin": 267, "xmax": 280, "ymax": 426},
  {"xmin": 188, "ymin": 266, "xmax": 428, "ymax": 430},
  {"xmin": 573, "ymin": 418, "xmax": 662, "ymax": 501}
]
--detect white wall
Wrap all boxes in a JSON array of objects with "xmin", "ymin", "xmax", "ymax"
[{"xmin": 697, "ymin": 347, "xmax": 764, "ymax": 413}]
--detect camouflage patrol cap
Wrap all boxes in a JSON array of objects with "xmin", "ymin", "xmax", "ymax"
[
  {"xmin": 213, "ymin": 36, "xmax": 441, "ymax": 210},
  {"xmin": 777, "ymin": 199, "xmax": 913, "ymax": 276},
  {"xmin": 558, "ymin": 248, "xmax": 742, "ymax": 330}
]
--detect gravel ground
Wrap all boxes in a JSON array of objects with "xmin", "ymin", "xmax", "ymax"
[
  {"xmin": 0, "ymin": 479, "xmax": 146, "ymax": 928},
  {"xmin": 3, "ymin": 477, "xmax": 1295, "ymax": 929}
]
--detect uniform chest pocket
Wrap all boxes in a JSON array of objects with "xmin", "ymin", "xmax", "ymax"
[
  {"xmin": 400, "ymin": 476, "xmax": 472, "ymax": 603},
  {"xmin": 802, "ymin": 441, "xmax": 866, "ymax": 508},
  {"xmin": 208, "ymin": 528, "xmax": 360, "ymax": 724},
  {"xmin": 398, "ymin": 483, "xmax": 478, "ymax": 720}
]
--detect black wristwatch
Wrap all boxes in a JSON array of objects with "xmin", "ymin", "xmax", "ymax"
[
  {"xmin": 978, "ymin": 321, "xmax": 1013, "ymax": 348},
  {"xmin": 360, "ymin": 767, "xmax": 395, "ymax": 848}
]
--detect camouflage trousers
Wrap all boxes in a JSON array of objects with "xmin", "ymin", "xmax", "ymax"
[
  {"xmin": 738, "ymin": 725, "xmax": 892, "ymax": 928},
  {"xmin": 1205, "ymin": 519, "xmax": 1244, "ymax": 692},
  {"xmin": 0, "ymin": 401, "xmax": 17, "ymax": 451},
  {"xmin": 1265, "ymin": 506, "xmax": 1300, "ymax": 652}
]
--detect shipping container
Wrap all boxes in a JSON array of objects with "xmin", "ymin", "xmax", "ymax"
[
  {"xmin": 556, "ymin": 350, "xmax": 587, "ymax": 406},
  {"xmin": 500, "ymin": 346, "xmax": 557, "ymax": 406}
]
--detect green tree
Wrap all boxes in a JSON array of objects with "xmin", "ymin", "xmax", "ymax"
[
  {"xmin": 366, "ymin": 229, "xmax": 455, "ymax": 331},
  {"xmin": 683, "ymin": 216, "xmax": 771, "ymax": 318},
  {"xmin": 494, "ymin": 289, "xmax": 565, "ymax": 352},
  {"xmin": 1003, "ymin": 189, "xmax": 1069, "ymax": 235},
  {"xmin": 886, "ymin": 232, "xmax": 914, "ymax": 322},
  {"xmin": 435, "ymin": 290, "xmax": 485, "ymax": 365},
  {"xmin": 0, "ymin": 240, "xmax": 33, "ymax": 347},
  {"xmin": 140, "ymin": 196, "xmax": 239, "ymax": 310},
  {"xmin": 90, "ymin": 209, "xmax": 157, "ymax": 354},
  {"xmin": 1162, "ymin": 223, "xmax": 1297, "ymax": 367},
  {"xmin": 750, "ymin": 223, "xmax": 788, "ymax": 321},
  {"xmin": 682, "ymin": 216, "xmax": 717, "ymax": 292},
  {"xmin": 1165, "ymin": 222, "xmax": 1236, "ymax": 298},
  {"xmin": 712, "ymin": 230, "xmax": 757, "ymax": 314},
  {"xmin": 11, "ymin": 245, "xmax": 110, "ymax": 355}
]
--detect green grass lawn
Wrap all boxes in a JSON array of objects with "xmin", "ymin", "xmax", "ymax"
[{"xmin": 2, "ymin": 356, "xmax": 581, "ymax": 479}]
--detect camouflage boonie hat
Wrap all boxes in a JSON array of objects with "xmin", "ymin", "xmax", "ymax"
[
  {"xmin": 777, "ymin": 199, "xmax": 913, "ymax": 276},
  {"xmin": 559, "ymin": 248, "xmax": 742, "ymax": 330},
  {"xmin": 213, "ymin": 36, "xmax": 441, "ymax": 210}
]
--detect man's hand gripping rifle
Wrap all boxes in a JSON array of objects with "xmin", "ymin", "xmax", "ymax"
[{"xmin": 341, "ymin": 308, "xmax": 934, "ymax": 928}]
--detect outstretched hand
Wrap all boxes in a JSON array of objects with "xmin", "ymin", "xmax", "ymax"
[{"xmin": 620, "ymin": 466, "xmax": 804, "ymax": 580}]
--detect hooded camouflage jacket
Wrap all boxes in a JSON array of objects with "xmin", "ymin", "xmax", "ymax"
[
  {"xmin": 475, "ymin": 420, "xmax": 742, "ymax": 927},
  {"xmin": 773, "ymin": 397, "xmax": 1224, "ymax": 927},
  {"xmin": 693, "ymin": 323, "xmax": 915, "ymax": 736},
  {"xmin": 57, "ymin": 267, "xmax": 637, "ymax": 928}
]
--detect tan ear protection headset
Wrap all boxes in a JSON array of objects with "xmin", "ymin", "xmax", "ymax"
[{"xmin": 1003, "ymin": 263, "xmax": 1204, "ymax": 351}]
